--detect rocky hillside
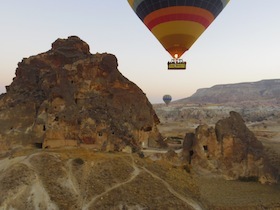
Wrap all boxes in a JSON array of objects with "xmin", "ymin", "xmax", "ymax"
[
  {"xmin": 179, "ymin": 79, "xmax": 280, "ymax": 104},
  {"xmin": 0, "ymin": 36, "xmax": 163, "ymax": 153}
]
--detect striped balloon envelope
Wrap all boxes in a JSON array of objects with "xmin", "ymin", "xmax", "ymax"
[{"xmin": 127, "ymin": 0, "xmax": 230, "ymax": 59}]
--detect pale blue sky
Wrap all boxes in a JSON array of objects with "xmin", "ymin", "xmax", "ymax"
[{"xmin": 1, "ymin": 1, "xmax": 279, "ymax": 103}]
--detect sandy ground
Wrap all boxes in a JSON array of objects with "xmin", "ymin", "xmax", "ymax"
[
  {"xmin": 248, "ymin": 120, "xmax": 280, "ymax": 174},
  {"xmin": 195, "ymin": 175, "xmax": 280, "ymax": 210}
]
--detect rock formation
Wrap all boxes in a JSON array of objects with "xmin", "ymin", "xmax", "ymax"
[
  {"xmin": 183, "ymin": 111, "xmax": 279, "ymax": 184},
  {"xmin": 0, "ymin": 36, "xmax": 163, "ymax": 152}
]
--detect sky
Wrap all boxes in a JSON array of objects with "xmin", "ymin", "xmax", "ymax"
[{"xmin": 0, "ymin": 1, "xmax": 280, "ymax": 104}]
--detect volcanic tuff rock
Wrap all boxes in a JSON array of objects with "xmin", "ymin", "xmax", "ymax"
[
  {"xmin": 183, "ymin": 111, "xmax": 279, "ymax": 184},
  {"xmin": 0, "ymin": 36, "xmax": 163, "ymax": 152}
]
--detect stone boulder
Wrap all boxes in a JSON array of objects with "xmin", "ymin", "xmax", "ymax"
[
  {"xmin": 0, "ymin": 36, "xmax": 163, "ymax": 152},
  {"xmin": 183, "ymin": 111, "xmax": 278, "ymax": 184}
]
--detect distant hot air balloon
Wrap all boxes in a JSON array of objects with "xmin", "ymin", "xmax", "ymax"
[
  {"xmin": 163, "ymin": 94, "xmax": 172, "ymax": 105},
  {"xmin": 127, "ymin": 0, "xmax": 230, "ymax": 70}
]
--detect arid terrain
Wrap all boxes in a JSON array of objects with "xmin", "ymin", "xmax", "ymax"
[
  {"xmin": 0, "ymin": 37, "xmax": 279, "ymax": 209},
  {"xmin": 155, "ymin": 103, "xmax": 280, "ymax": 172},
  {"xmin": 0, "ymin": 147, "xmax": 204, "ymax": 210},
  {"xmin": 154, "ymin": 102, "xmax": 280, "ymax": 209},
  {"xmin": 0, "ymin": 102, "xmax": 280, "ymax": 209},
  {"xmin": 1, "ymin": 145, "xmax": 279, "ymax": 210}
]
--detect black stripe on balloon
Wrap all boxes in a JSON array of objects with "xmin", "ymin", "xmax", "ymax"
[{"xmin": 135, "ymin": 0, "xmax": 224, "ymax": 21}]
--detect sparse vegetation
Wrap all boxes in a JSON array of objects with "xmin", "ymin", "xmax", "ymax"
[
  {"xmin": 73, "ymin": 157, "xmax": 84, "ymax": 165},
  {"xmin": 238, "ymin": 176, "xmax": 259, "ymax": 182},
  {"xmin": 183, "ymin": 164, "xmax": 191, "ymax": 173}
]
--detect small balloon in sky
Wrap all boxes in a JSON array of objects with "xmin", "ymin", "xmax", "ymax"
[{"xmin": 163, "ymin": 94, "xmax": 172, "ymax": 106}]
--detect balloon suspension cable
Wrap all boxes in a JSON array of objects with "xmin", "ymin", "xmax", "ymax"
[{"xmin": 170, "ymin": 54, "xmax": 185, "ymax": 63}]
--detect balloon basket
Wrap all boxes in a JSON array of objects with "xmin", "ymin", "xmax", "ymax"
[{"xmin": 167, "ymin": 59, "xmax": 186, "ymax": 70}]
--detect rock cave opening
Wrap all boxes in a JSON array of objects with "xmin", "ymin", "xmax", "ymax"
[
  {"xmin": 34, "ymin": 143, "xmax": 43, "ymax": 149},
  {"xmin": 203, "ymin": 145, "xmax": 208, "ymax": 151}
]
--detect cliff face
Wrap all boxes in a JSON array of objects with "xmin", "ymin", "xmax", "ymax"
[
  {"xmin": 183, "ymin": 111, "xmax": 279, "ymax": 184},
  {"xmin": 179, "ymin": 79, "xmax": 280, "ymax": 104},
  {"xmin": 0, "ymin": 36, "xmax": 163, "ymax": 152}
]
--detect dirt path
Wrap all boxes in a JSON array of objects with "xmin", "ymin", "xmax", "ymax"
[
  {"xmin": 82, "ymin": 155, "xmax": 140, "ymax": 210},
  {"xmin": 0, "ymin": 156, "xmax": 26, "ymax": 172},
  {"xmin": 0, "ymin": 152, "xmax": 205, "ymax": 209},
  {"xmin": 29, "ymin": 175, "xmax": 59, "ymax": 210},
  {"xmin": 142, "ymin": 167, "xmax": 205, "ymax": 210},
  {"xmin": 83, "ymin": 154, "xmax": 204, "ymax": 210}
]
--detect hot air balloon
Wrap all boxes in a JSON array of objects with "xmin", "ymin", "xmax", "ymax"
[
  {"xmin": 163, "ymin": 94, "xmax": 172, "ymax": 105},
  {"xmin": 127, "ymin": 0, "xmax": 230, "ymax": 70}
]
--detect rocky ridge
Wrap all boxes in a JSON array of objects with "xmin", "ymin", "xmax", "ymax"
[{"xmin": 179, "ymin": 79, "xmax": 280, "ymax": 104}]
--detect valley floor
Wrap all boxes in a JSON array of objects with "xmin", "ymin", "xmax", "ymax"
[
  {"xmin": 0, "ymin": 146, "xmax": 280, "ymax": 210},
  {"xmin": 156, "ymin": 117, "xmax": 280, "ymax": 210}
]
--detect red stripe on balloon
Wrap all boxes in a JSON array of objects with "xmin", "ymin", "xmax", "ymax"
[{"xmin": 146, "ymin": 13, "xmax": 211, "ymax": 30}]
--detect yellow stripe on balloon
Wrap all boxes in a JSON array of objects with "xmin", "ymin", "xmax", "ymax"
[
  {"xmin": 151, "ymin": 21, "xmax": 205, "ymax": 58},
  {"xmin": 151, "ymin": 21, "xmax": 205, "ymax": 41}
]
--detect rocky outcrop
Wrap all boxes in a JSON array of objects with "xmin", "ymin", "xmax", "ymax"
[
  {"xmin": 0, "ymin": 36, "xmax": 163, "ymax": 152},
  {"xmin": 183, "ymin": 111, "xmax": 279, "ymax": 184}
]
